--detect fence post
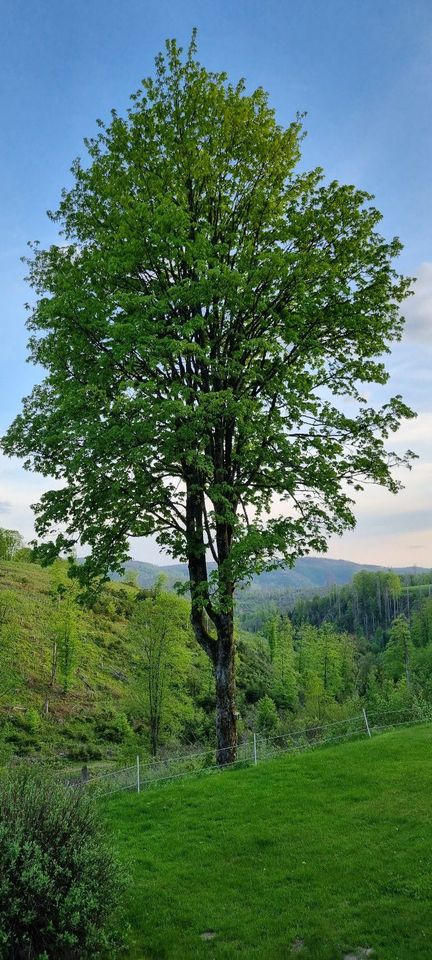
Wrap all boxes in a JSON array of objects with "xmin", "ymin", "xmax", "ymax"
[
  {"xmin": 362, "ymin": 708, "xmax": 372, "ymax": 738},
  {"xmin": 136, "ymin": 755, "xmax": 141, "ymax": 793},
  {"xmin": 253, "ymin": 732, "xmax": 257, "ymax": 765}
]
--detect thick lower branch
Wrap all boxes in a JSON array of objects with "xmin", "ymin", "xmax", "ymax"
[{"xmin": 190, "ymin": 605, "xmax": 217, "ymax": 663}]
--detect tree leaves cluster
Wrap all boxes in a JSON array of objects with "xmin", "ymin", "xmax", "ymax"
[{"xmin": 0, "ymin": 528, "xmax": 24, "ymax": 561}]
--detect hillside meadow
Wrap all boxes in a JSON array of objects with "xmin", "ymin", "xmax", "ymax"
[{"xmin": 0, "ymin": 559, "xmax": 140, "ymax": 763}]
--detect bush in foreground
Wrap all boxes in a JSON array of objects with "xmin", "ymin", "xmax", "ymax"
[{"xmin": 0, "ymin": 767, "xmax": 125, "ymax": 959}]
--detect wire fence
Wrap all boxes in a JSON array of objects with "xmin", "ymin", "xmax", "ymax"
[{"xmin": 69, "ymin": 702, "xmax": 432, "ymax": 798}]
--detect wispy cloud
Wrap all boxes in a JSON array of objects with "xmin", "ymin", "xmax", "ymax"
[{"xmin": 391, "ymin": 411, "xmax": 432, "ymax": 459}]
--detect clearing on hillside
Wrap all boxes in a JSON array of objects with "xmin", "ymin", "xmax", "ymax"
[{"xmin": 105, "ymin": 725, "xmax": 432, "ymax": 960}]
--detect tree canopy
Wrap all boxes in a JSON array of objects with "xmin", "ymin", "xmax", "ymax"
[
  {"xmin": 2, "ymin": 34, "xmax": 415, "ymax": 760},
  {"xmin": 0, "ymin": 529, "xmax": 24, "ymax": 562}
]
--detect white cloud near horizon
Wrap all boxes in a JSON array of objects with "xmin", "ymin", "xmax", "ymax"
[{"xmin": 402, "ymin": 261, "xmax": 432, "ymax": 343}]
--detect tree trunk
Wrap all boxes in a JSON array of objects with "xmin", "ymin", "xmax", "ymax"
[
  {"xmin": 185, "ymin": 479, "xmax": 237, "ymax": 766},
  {"xmin": 215, "ymin": 614, "xmax": 237, "ymax": 766},
  {"xmin": 150, "ymin": 718, "xmax": 158, "ymax": 757},
  {"xmin": 50, "ymin": 640, "xmax": 57, "ymax": 687}
]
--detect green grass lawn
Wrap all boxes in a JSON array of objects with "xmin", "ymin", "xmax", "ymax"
[{"xmin": 104, "ymin": 725, "xmax": 432, "ymax": 960}]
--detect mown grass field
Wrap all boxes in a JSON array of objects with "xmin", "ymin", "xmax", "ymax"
[{"xmin": 105, "ymin": 725, "xmax": 432, "ymax": 960}]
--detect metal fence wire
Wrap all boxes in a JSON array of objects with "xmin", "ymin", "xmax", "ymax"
[{"xmin": 74, "ymin": 704, "xmax": 432, "ymax": 798}]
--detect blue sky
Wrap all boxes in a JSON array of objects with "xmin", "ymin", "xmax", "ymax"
[{"xmin": 0, "ymin": 0, "xmax": 431, "ymax": 566}]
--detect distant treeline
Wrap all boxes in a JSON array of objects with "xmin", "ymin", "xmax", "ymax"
[{"xmin": 290, "ymin": 570, "xmax": 432, "ymax": 645}]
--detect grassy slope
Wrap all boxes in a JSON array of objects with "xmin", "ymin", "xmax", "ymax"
[
  {"xmin": 105, "ymin": 725, "xmax": 432, "ymax": 960},
  {"xmin": 0, "ymin": 559, "xmax": 141, "ymax": 763}
]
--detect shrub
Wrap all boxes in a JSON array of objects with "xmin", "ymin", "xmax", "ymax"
[
  {"xmin": 0, "ymin": 725, "xmax": 14, "ymax": 766},
  {"xmin": 95, "ymin": 711, "xmax": 131, "ymax": 744},
  {"xmin": 0, "ymin": 767, "xmax": 125, "ymax": 958},
  {"xmin": 65, "ymin": 744, "xmax": 104, "ymax": 762},
  {"xmin": 12, "ymin": 708, "xmax": 41, "ymax": 735}
]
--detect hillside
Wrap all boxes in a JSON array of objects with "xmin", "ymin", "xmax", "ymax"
[
  {"xmin": 2, "ymin": 555, "xmax": 432, "ymax": 770},
  {"xmin": 0, "ymin": 559, "xmax": 162, "ymax": 765},
  {"xmin": 105, "ymin": 724, "xmax": 432, "ymax": 960},
  {"xmin": 0, "ymin": 558, "xmax": 251, "ymax": 765}
]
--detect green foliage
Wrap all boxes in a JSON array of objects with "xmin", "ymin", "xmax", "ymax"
[
  {"xmin": 364, "ymin": 670, "xmax": 415, "ymax": 718},
  {"xmin": 269, "ymin": 615, "xmax": 299, "ymax": 709},
  {"xmin": 54, "ymin": 600, "xmax": 78, "ymax": 693},
  {"xmin": 411, "ymin": 646, "xmax": 432, "ymax": 701},
  {"xmin": 256, "ymin": 695, "xmax": 280, "ymax": 736},
  {"xmin": 95, "ymin": 710, "xmax": 132, "ymax": 744},
  {"xmin": 129, "ymin": 592, "xmax": 195, "ymax": 755},
  {"xmin": 0, "ymin": 528, "xmax": 23, "ymax": 561},
  {"xmin": 296, "ymin": 623, "xmax": 355, "ymax": 715},
  {"xmin": 0, "ymin": 768, "xmax": 125, "ymax": 959},
  {"xmin": 411, "ymin": 598, "xmax": 432, "ymax": 647},
  {"xmin": 47, "ymin": 563, "xmax": 81, "ymax": 694},
  {"xmin": 122, "ymin": 570, "xmax": 139, "ymax": 589},
  {"xmin": 14, "ymin": 546, "xmax": 36, "ymax": 563},
  {"xmin": 291, "ymin": 569, "xmax": 432, "ymax": 639},
  {"xmin": 382, "ymin": 615, "xmax": 413, "ymax": 686},
  {"xmin": 66, "ymin": 743, "xmax": 104, "ymax": 762},
  {"xmin": 24, "ymin": 707, "xmax": 41, "ymax": 734},
  {"xmin": 236, "ymin": 631, "xmax": 272, "ymax": 707},
  {"xmin": 0, "ymin": 589, "xmax": 15, "ymax": 628}
]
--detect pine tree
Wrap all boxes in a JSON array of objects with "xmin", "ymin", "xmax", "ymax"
[
  {"xmin": 271, "ymin": 616, "xmax": 299, "ymax": 709},
  {"xmin": 383, "ymin": 616, "xmax": 413, "ymax": 687}
]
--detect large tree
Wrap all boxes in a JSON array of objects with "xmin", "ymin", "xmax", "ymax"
[{"xmin": 2, "ymin": 35, "xmax": 415, "ymax": 763}]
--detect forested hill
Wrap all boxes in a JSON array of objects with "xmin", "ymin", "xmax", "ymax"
[
  {"xmin": 291, "ymin": 568, "xmax": 432, "ymax": 641},
  {"xmin": 113, "ymin": 556, "xmax": 429, "ymax": 592}
]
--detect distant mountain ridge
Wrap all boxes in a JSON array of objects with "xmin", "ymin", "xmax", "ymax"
[{"xmin": 112, "ymin": 556, "xmax": 430, "ymax": 593}]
